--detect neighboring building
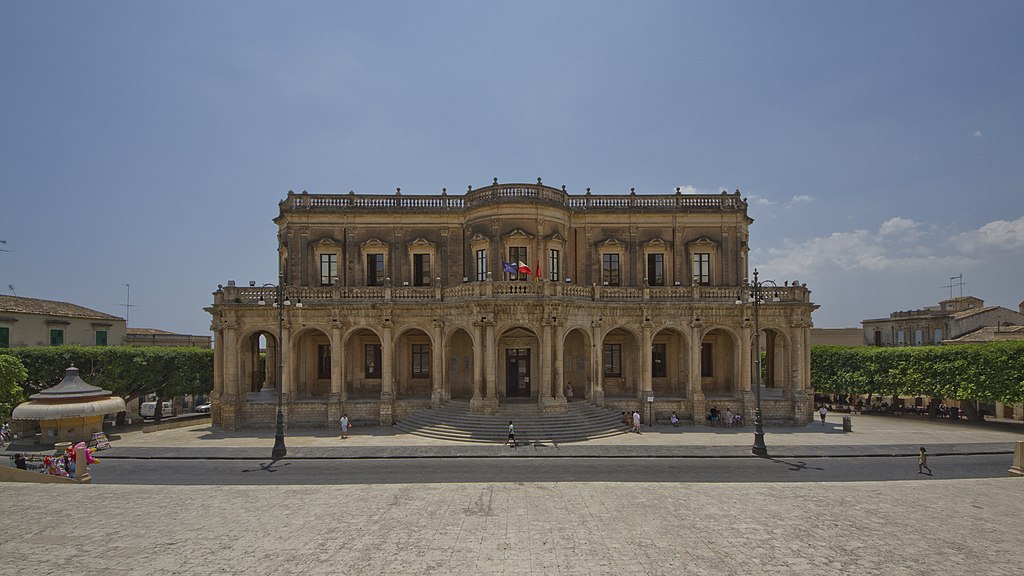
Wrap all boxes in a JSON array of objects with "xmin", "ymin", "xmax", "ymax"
[
  {"xmin": 942, "ymin": 324, "xmax": 1024, "ymax": 422},
  {"xmin": 809, "ymin": 327, "xmax": 862, "ymax": 347},
  {"xmin": 0, "ymin": 295, "xmax": 125, "ymax": 348},
  {"xmin": 862, "ymin": 296, "xmax": 1024, "ymax": 347},
  {"xmin": 127, "ymin": 327, "xmax": 211, "ymax": 349},
  {"xmin": 207, "ymin": 181, "xmax": 817, "ymax": 430}
]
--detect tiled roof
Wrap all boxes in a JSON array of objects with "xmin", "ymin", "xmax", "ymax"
[
  {"xmin": 944, "ymin": 325, "xmax": 1024, "ymax": 343},
  {"xmin": 0, "ymin": 294, "xmax": 123, "ymax": 321},
  {"xmin": 952, "ymin": 306, "xmax": 1000, "ymax": 320},
  {"xmin": 126, "ymin": 327, "xmax": 176, "ymax": 335}
]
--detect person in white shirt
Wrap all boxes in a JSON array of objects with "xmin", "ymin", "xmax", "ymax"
[
  {"xmin": 818, "ymin": 406, "xmax": 828, "ymax": 425},
  {"xmin": 670, "ymin": 411, "xmax": 680, "ymax": 427},
  {"xmin": 340, "ymin": 414, "xmax": 350, "ymax": 439},
  {"xmin": 632, "ymin": 411, "xmax": 642, "ymax": 433}
]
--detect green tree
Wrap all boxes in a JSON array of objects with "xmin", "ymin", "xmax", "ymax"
[{"xmin": 0, "ymin": 354, "xmax": 29, "ymax": 418}]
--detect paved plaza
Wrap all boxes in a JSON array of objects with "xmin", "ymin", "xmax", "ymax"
[
  {"xmin": 3, "ymin": 414, "xmax": 1023, "ymax": 575},
  {"xmin": 3, "ymin": 478, "xmax": 1023, "ymax": 575}
]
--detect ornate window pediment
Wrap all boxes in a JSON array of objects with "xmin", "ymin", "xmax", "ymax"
[
  {"xmin": 503, "ymin": 228, "xmax": 534, "ymax": 241},
  {"xmin": 409, "ymin": 237, "xmax": 435, "ymax": 249},
  {"xmin": 597, "ymin": 237, "xmax": 625, "ymax": 250},
  {"xmin": 547, "ymin": 232, "xmax": 567, "ymax": 245},
  {"xmin": 687, "ymin": 236, "xmax": 719, "ymax": 248},
  {"xmin": 362, "ymin": 238, "xmax": 389, "ymax": 250},
  {"xmin": 645, "ymin": 237, "xmax": 668, "ymax": 249},
  {"xmin": 470, "ymin": 232, "xmax": 490, "ymax": 244},
  {"xmin": 314, "ymin": 237, "xmax": 339, "ymax": 249}
]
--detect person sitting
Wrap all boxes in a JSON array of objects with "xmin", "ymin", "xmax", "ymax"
[
  {"xmin": 732, "ymin": 412, "xmax": 743, "ymax": 427},
  {"xmin": 709, "ymin": 406, "xmax": 719, "ymax": 426},
  {"xmin": 724, "ymin": 408, "xmax": 734, "ymax": 428},
  {"xmin": 670, "ymin": 411, "xmax": 680, "ymax": 427}
]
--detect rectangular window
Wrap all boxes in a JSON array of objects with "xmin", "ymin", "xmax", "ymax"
[
  {"xmin": 366, "ymin": 254, "xmax": 384, "ymax": 286},
  {"xmin": 933, "ymin": 328, "xmax": 942, "ymax": 344},
  {"xmin": 602, "ymin": 343, "xmax": 622, "ymax": 377},
  {"xmin": 602, "ymin": 254, "xmax": 620, "ymax": 286},
  {"xmin": 320, "ymin": 254, "xmax": 338, "ymax": 286},
  {"xmin": 476, "ymin": 249, "xmax": 488, "ymax": 281},
  {"xmin": 317, "ymin": 344, "xmax": 331, "ymax": 379},
  {"xmin": 509, "ymin": 247, "xmax": 528, "ymax": 281},
  {"xmin": 914, "ymin": 329, "xmax": 923, "ymax": 346},
  {"xmin": 701, "ymin": 343, "xmax": 713, "ymax": 377},
  {"xmin": 652, "ymin": 343, "xmax": 667, "ymax": 377},
  {"xmin": 365, "ymin": 344, "xmax": 382, "ymax": 378},
  {"xmin": 548, "ymin": 249, "xmax": 560, "ymax": 282},
  {"xmin": 50, "ymin": 329, "xmax": 64, "ymax": 346},
  {"xmin": 896, "ymin": 330, "xmax": 906, "ymax": 346},
  {"xmin": 0, "ymin": 327, "xmax": 8, "ymax": 348},
  {"xmin": 874, "ymin": 331, "xmax": 882, "ymax": 346},
  {"xmin": 413, "ymin": 254, "xmax": 431, "ymax": 286},
  {"xmin": 95, "ymin": 330, "xmax": 108, "ymax": 346},
  {"xmin": 647, "ymin": 253, "xmax": 664, "ymax": 286},
  {"xmin": 411, "ymin": 343, "xmax": 430, "ymax": 378},
  {"xmin": 693, "ymin": 253, "xmax": 710, "ymax": 285}
]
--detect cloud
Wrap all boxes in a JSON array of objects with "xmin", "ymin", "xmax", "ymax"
[
  {"xmin": 878, "ymin": 217, "xmax": 920, "ymax": 238},
  {"xmin": 675, "ymin": 184, "xmax": 699, "ymax": 194},
  {"xmin": 955, "ymin": 216, "xmax": 1024, "ymax": 255},
  {"xmin": 783, "ymin": 194, "xmax": 814, "ymax": 208},
  {"xmin": 972, "ymin": 130, "xmax": 983, "ymax": 137},
  {"xmin": 747, "ymin": 194, "xmax": 775, "ymax": 206},
  {"xmin": 758, "ymin": 218, "xmax": 972, "ymax": 278}
]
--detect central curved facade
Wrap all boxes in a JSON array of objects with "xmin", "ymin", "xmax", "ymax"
[{"xmin": 207, "ymin": 181, "xmax": 817, "ymax": 429}]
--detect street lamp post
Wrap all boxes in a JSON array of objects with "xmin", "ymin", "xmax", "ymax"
[
  {"xmin": 257, "ymin": 273, "xmax": 301, "ymax": 460},
  {"xmin": 742, "ymin": 268, "xmax": 777, "ymax": 457}
]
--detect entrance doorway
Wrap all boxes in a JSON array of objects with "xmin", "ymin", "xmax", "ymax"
[{"xmin": 505, "ymin": 348, "xmax": 531, "ymax": 397}]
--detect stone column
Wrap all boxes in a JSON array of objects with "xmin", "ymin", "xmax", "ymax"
[
  {"xmin": 472, "ymin": 321, "xmax": 484, "ymax": 404},
  {"xmin": 640, "ymin": 321, "xmax": 653, "ymax": 401},
  {"xmin": 554, "ymin": 325, "xmax": 565, "ymax": 401},
  {"xmin": 484, "ymin": 320, "xmax": 497, "ymax": 406},
  {"xmin": 739, "ymin": 322, "xmax": 752, "ymax": 405},
  {"xmin": 591, "ymin": 319, "xmax": 604, "ymax": 407},
  {"xmin": 329, "ymin": 325, "xmax": 344, "ymax": 425},
  {"xmin": 380, "ymin": 321, "xmax": 394, "ymax": 424},
  {"xmin": 431, "ymin": 318, "xmax": 444, "ymax": 407},
  {"xmin": 690, "ymin": 322, "xmax": 705, "ymax": 424},
  {"xmin": 281, "ymin": 325, "xmax": 292, "ymax": 402},
  {"xmin": 222, "ymin": 326, "xmax": 239, "ymax": 430}
]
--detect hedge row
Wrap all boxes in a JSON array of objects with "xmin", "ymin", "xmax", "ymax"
[
  {"xmin": 811, "ymin": 342, "xmax": 1024, "ymax": 405},
  {"xmin": 3, "ymin": 345, "xmax": 214, "ymax": 405}
]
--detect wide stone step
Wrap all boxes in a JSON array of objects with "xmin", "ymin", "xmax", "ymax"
[{"xmin": 393, "ymin": 401, "xmax": 630, "ymax": 444}]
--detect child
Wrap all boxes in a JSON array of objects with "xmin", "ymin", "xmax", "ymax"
[
  {"xmin": 505, "ymin": 420, "xmax": 517, "ymax": 447},
  {"xmin": 340, "ymin": 414, "xmax": 350, "ymax": 439},
  {"xmin": 918, "ymin": 447, "xmax": 932, "ymax": 475}
]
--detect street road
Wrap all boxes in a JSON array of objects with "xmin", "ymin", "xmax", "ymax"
[{"xmin": 93, "ymin": 453, "xmax": 1011, "ymax": 485}]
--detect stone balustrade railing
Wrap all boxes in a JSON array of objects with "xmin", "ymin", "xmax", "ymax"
[
  {"xmin": 216, "ymin": 282, "xmax": 810, "ymax": 306},
  {"xmin": 280, "ymin": 184, "xmax": 745, "ymax": 212}
]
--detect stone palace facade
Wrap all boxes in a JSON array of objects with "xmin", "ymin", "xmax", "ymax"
[{"xmin": 207, "ymin": 180, "xmax": 816, "ymax": 429}]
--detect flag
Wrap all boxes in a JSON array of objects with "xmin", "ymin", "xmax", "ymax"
[
  {"xmin": 502, "ymin": 261, "xmax": 517, "ymax": 274},
  {"xmin": 517, "ymin": 261, "xmax": 531, "ymax": 275},
  {"xmin": 535, "ymin": 261, "xmax": 541, "ymax": 281}
]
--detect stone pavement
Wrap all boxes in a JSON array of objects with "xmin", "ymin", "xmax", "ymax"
[
  {"xmin": 3, "ymin": 415, "xmax": 1023, "ymax": 575},
  {"xmin": 2, "ymin": 478, "xmax": 1022, "ymax": 575},
  {"xmin": 5, "ymin": 412, "xmax": 1019, "ymax": 460}
]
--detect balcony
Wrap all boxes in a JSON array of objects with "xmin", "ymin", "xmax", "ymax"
[{"xmin": 215, "ymin": 281, "xmax": 812, "ymax": 307}]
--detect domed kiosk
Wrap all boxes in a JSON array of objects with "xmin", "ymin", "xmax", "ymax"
[{"xmin": 12, "ymin": 365, "xmax": 126, "ymax": 443}]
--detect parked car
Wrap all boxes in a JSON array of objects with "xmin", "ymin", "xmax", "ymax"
[
  {"xmin": 195, "ymin": 403, "xmax": 211, "ymax": 413},
  {"xmin": 139, "ymin": 401, "xmax": 174, "ymax": 419}
]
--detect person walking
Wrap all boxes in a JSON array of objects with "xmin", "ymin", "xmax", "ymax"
[
  {"xmin": 632, "ymin": 410, "xmax": 642, "ymax": 434},
  {"xmin": 918, "ymin": 447, "xmax": 932, "ymax": 475},
  {"xmin": 505, "ymin": 420, "xmax": 517, "ymax": 447},
  {"xmin": 339, "ymin": 414, "xmax": 350, "ymax": 439},
  {"xmin": 818, "ymin": 405, "xmax": 828, "ymax": 425}
]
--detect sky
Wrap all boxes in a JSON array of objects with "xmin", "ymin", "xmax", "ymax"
[{"xmin": 2, "ymin": 1, "xmax": 1022, "ymax": 334}]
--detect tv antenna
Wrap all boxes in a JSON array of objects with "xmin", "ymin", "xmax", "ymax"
[
  {"xmin": 121, "ymin": 283, "xmax": 138, "ymax": 326},
  {"xmin": 7, "ymin": 284, "xmax": 16, "ymax": 296},
  {"xmin": 941, "ymin": 274, "xmax": 966, "ymax": 299}
]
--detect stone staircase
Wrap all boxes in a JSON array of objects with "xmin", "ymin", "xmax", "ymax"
[{"xmin": 393, "ymin": 400, "xmax": 630, "ymax": 444}]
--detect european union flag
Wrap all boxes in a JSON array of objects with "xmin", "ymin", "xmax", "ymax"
[{"xmin": 502, "ymin": 261, "xmax": 517, "ymax": 274}]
